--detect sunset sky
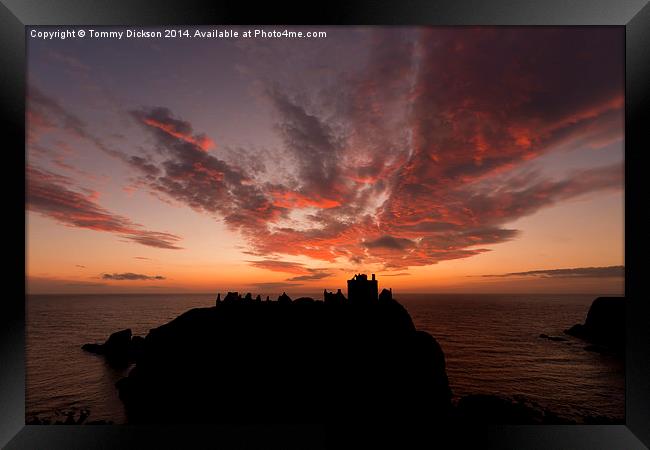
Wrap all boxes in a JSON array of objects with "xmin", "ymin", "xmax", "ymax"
[{"xmin": 26, "ymin": 26, "xmax": 624, "ymax": 295}]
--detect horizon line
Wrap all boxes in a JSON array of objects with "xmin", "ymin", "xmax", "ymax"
[{"xmin": 26, "ymin": 291, "xmax": 623, "ymax": 297}]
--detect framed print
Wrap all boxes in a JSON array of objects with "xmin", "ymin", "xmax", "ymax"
[{"xmin": 2, "ymin": 0, "xmax": 649, "ymax": 448}]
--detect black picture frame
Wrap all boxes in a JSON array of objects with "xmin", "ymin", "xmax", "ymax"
[{"xmin": 2, "ymin": 1, "xmax": 649, "ymax": 448}]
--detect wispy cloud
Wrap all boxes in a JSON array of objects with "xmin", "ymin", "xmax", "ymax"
[
  {"xmin": 247, "ymin": 259, "xmax": 334, "ymax": 282},
  {"xmin": 27, "ymin": 165, "xmax": 182, "ymax": 250},
  {"xmin": 482, "ymin": 266, "xmax": 624, "ymax": 278},
  {"xmin": 101, "ymin": 272, "xmax": 166, "ymax": 281},
  {"xmin": 133, "ymin": 107, "xmax": 215, "ymax": 151},
  {"xmin": 286, "ymin": 270, "xmax": 333, "ymax": 281},
  {"xmin": 129, "ymin": 106, "xmax": 281, "ymax": 234}
]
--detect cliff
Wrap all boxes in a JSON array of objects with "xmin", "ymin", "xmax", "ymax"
[{"xmin": 112, "ymin": 295, "xmax": 452, "ymax": 423}]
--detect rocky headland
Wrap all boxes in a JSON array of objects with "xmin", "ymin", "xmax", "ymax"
[
  {"xmin": 84, "ymin": 277, "xmax": 452, "ymax": 423},
  {"xmin": 564, "ymin": 296, "xmax": 625, "ymax": 355}
]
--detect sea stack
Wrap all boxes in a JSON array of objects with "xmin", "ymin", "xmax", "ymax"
[{"xmin": 564, "ymin": 297, "xmax": 625, "ymax": 353}]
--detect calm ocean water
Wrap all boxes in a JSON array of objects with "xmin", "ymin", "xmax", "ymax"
[{"xmin": 26, "ymin": 293, "xmax": 624, "ymax": 424}]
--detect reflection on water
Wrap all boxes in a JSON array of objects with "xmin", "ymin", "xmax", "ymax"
[{"xmin": 26, "ymin": 293, "xmax": 623, "ymax": 423}]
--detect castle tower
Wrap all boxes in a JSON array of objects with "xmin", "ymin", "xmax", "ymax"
[{"xmin": 347, "ymin": 273, "xmax": 378, "ymax": 304}]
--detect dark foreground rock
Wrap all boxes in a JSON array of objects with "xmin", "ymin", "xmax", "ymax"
[
  {"xmin": 564, "ymin": 297, "xmax": 625, "ymax": 354},
  {"xmin": 114, "ymin": 297, "xmax": 452, "ymax": 423},
  {"xmin": 26, "ymin": 408, "xmax": 113, "ymax": 425},
  {"xmin": 82, "ymin": 328, "xmax": 144, "ymax": 366}
]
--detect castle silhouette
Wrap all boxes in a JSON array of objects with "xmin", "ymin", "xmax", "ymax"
[
  {"xmin": 215, "ymin": 273, "xmax": 393, "ymax": 306},
  {"xmin": 110, "ymin": 271, "xmax": 452, "ymax": 423}
]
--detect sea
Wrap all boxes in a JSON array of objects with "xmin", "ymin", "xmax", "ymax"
[{"xmin": 26, "ymin": 293, "xmax": 624, "ymax": 424}]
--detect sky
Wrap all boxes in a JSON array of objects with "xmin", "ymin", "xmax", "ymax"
[{"xmin": 26, "ymin": 26, "xmax": 625, "ymax": 295}]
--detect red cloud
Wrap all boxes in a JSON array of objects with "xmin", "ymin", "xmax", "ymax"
[
  {"xmin": 27, "ymin": 165, "xmax": 182, "ymax": 250},
  {"xmin": 142, "ymin": 117, "xmax": 215, "ymax": 151},
  {"xmin": 55, "ymin": 27, "xmax": 621, "ymax": 271},
  {"xmin": 271, "ymin": 190, "xmax": 341, "ymax": 209}
]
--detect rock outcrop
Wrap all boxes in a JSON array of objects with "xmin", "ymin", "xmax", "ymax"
[
  {"xmin": 82, "ymin": 328, "xmax": 144, "ymax": 367},
  {"xmin": 564, "ymin": 297, "xmax": 625, "ymax": 354},
  {"xmin": 113, "ymin": 296, "xmax": 452, "ymax": 423}
]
